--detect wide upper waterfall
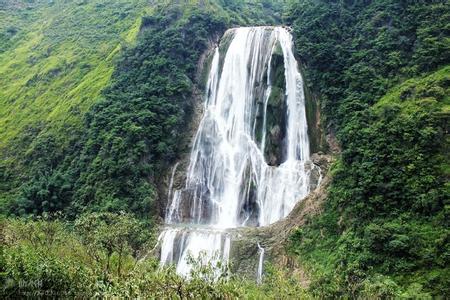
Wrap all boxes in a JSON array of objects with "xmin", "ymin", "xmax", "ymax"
[{"xmin": 159, "ymin": 26, "xmax": 314, "ymax": 277}]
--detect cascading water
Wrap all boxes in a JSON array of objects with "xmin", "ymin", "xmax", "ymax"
[
  {"xmin": 159, "ymin": 26, "xmax": 313, "ymax": 277},
  {"xmin": 257, "ymin": 243, "xmax": 265, "ymax": 284}
]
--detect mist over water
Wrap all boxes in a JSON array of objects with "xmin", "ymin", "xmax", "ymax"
[{"xmin": 159, "ymin": 27, "xmax": 312, "ymax": 277}]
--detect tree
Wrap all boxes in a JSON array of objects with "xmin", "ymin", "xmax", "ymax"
[{"xmin": 75, "ymin": 212, "xmax": 152, "ymax": 277}]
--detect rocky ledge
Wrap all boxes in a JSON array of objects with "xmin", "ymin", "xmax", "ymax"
[{"xmin": 228, "ymin": 153, "xmax": 334, "ymax": 284}]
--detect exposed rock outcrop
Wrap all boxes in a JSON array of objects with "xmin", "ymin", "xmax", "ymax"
[{"xmin": 228, "ymin": 153, "xmax": 333, "ymax": 285}]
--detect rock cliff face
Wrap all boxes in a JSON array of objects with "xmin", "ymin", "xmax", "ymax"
[{"xmin": 262, "ymin": 43, "xmax": 288, "ymax": 166}]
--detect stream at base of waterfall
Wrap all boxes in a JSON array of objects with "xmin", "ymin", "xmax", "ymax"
[{"xmin": 159, "ymin": 26, "xmax": 314, "ymax": 279}]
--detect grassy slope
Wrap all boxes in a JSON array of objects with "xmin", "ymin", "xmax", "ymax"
[
  {"xmin": 375, "ymin": 66, "xmax": 450, "ymax": 183},
  {"xmin": 0, "ymin": 0, "xmax": 148, "ymax": 203},
  {"xmin": 0, "ymin": 0, "xmax": 148, "ymax": 147}
]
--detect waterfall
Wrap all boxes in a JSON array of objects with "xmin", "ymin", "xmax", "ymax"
[
  {"xmin": 159, "ymin": 26, "xmax": 312, "ymax": 278},
  {"xmin": 257, "ymin": 243, "xmax": 265, "ymax": 284}
]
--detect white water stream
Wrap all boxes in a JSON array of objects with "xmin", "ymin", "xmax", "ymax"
[
  {"xmin": 159, "ymin": 26, "xmax": 312, "ymax": 278},
  {"xmin": 257, "ymin": 242, "xmax": 265, "ymax": 284}
]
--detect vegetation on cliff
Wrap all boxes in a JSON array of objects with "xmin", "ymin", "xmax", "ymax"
[{"xmin": 287, "ymin": 0, "xmax": 449, "ymax": 297}]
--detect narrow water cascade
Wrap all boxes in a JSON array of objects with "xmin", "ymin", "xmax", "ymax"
[
  {"xmin": 159, "ymin": 26, "xmax": 315, "ymax": 278},
  {"xmin": 257, "ymin": 243, "xmax": 265, "ymax": 284}
]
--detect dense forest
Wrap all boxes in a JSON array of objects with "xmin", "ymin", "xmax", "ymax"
[
  {"xmin": 287, "ymin": 0, "xmax": 449, "ymax": 297},
  {"xmin": 1, "ymin": 0, "xmax": 448, "ymax": 298}
]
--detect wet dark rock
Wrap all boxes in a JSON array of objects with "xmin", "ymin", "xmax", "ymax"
[
  {"xmin": 262, "ymin": 46, "xmax": 288, "ymax": 166},
  {"xmin": 228, "ymin": 153, "xmax": 334, "ymax": 283}
]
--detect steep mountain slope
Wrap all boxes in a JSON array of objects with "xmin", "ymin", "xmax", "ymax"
[
  {"xmin": 287, "ymin": 0, "xmax": 449, "ymax": 297},
  {"xmin": 0, "ymin": 0, "xmax": 148, "ymax": 209}
]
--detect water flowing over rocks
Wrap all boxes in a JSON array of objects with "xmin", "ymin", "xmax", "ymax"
[
  {"xmin": 228, "ymin": 153, "xmax": 332, "ymax": 282},
  {"xmin": 158, "ymin": 26, "xmax": 321, "ymax": 278}
]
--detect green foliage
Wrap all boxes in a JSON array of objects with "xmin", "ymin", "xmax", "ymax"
[
  {"xmin": 287, "ymin": 0, "xmax": 449, "ymax": 124},
  {"xmin": 75, "ymin": 212, "xmax": 153, "ymax": 276},
  {"xmin": 1, "ymin": 215, "xmax": 93, "ymax": 297},
  {"xmin": 154, "ymin": 0, "xmax": 286, "ymax": 26},
  {"xmin": 2, "ymin": 246, "xmax": 92, "ymax": 298},
  {"xmin": 1, "ymin": 217, "xmax": 308, "ymax": 298},
  {"xmin": 66, "ymin": 6, "xmax": 227, "ymax": 216},
  {"xmin": 287, "ymin": 0, "xmax": 449, "ymax": 297},
  {"xmin": 0, "ymin": 0, "xmax": 148, "ymax": 213},
  {"xmin": 2, "ymin": 0, "xmax": 287, "ymax": 218}
]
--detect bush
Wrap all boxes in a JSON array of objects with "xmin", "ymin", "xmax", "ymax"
[{"xmin": 1, "ymin": 217, "xmax": 311, "ymax": 298}]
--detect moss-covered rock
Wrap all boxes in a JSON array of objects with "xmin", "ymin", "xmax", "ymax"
[
  {"xmin": 263, "ymin": 44, "xmax": 287, "ymax": 166},
  {"xmin": 301, "ymin": 63, "xmax": 328, "ymax": 154}
]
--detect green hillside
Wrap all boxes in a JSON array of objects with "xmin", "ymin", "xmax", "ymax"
[
  {"xmin": 1, "ymin": 0, "xmax": 448, "ymax": 298},
  {"xmin": 291, "ymin": 67, "xmax": 449, "ymax": 297},
  {"xmin": 0, "ymin": 0, "xmax": 148, "ymax": 145},
  {"xmin": 0, "ymin": 0, "xmax": 148, "ymax": 206},
  {"xmin": 287, "ymin": 0, "xmax": 449, "ymax": 296}
]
